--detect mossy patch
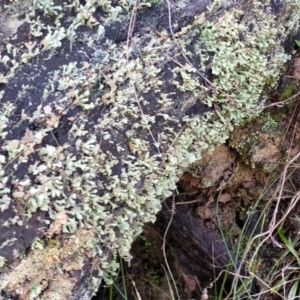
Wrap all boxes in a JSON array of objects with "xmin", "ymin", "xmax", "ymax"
[{"xmin": 281, "ymin": 83, "xmax": 297, "ymax": 100}]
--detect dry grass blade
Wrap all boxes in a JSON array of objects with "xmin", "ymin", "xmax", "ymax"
[
  {"xmin": 130, "ymin": 277, "xmax": 142, "ymax": 300},
  {"xmin": 162, "ymin": 193, "xmax": 180, "ymax": 300}
]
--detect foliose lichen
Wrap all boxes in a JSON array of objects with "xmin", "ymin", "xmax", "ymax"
[{"xmin": 0, "ymin": 0, "xmax": 300, "ymax": 298}]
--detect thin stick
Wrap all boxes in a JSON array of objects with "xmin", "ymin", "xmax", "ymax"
[
  {"xmin": 50, "ymin": 131, "xmax": 60, "ymax": 147},
  {"xmin": 4, "ymin": 151, "xmax": 23, "ymax": 170},
  {"xmin": 162, "ymin": 193, "xmax": 180, "ymax": 299},
  {"xmin": 175, "ymin": 198, "xmax": 202, "ymax": 205},
  {"xmin": 261, "ymin": 89, "xmax": 300, "ymax": 110},
  {"xmin": 126, "ymin": 0, "xmax": 139, "ymax": 62}
]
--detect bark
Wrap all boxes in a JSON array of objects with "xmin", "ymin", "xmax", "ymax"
[
  {"xmin": 0, "ymin": 0, "xmax": 299, "ymax": 299},
  {"xmin": 154, "ymin": 197, "xmax": 257, "ymax": 296}
]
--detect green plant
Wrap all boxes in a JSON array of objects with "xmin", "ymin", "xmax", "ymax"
[
  {"xmin": 278, "ymin": 227, "xmax": 300, "ymax": 267},
  {"xmin": 109, "ymin": 258, "xmax": 128, "ymax": 300},
  {"xmin": 162, "ymin": 265, "xmax": 176, "ymax": 300},
  {"xmin": 209, "ymin": 150, "xmax": 300, "ymax": 299},
  {"xmin": 139, "ymin": 234, "xmax": 152, "ymax": 247}
]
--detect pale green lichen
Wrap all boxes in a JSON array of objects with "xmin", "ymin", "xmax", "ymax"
[
  {"xmin": 0, "ymin": 0, "xmax": 300, "ymax": 298},
  {"xmin": 0, "ymin": 257, "xmax": 6, "ymax": 268},
  {"xmin": 261, "ymin": 113, "xmax": 278, "ymax": 133}
]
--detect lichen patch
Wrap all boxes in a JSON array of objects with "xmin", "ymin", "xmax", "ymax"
[
  {"xmin": 0, "ymin": 229, "xmax": 97, "ymax": 299},
  {"xmin": 0, "ymin": 0, "xmax": 300, "ymax": 298}
]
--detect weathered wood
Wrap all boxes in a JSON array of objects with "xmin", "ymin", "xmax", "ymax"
[
  {"xmin": 156, "ymin": 198, "xmax": 232, "ymax": 280},
  {"xmin": 0, "ymin": 0, "xmax": 299, "ymax": 299},
  {"xmin": 154, "ymin": 197, "xmax": 257, "ymax": 296}
]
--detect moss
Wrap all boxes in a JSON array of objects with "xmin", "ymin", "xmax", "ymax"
[
  {"xmin": 234, "ymin": 133, "xmax": 260, "ymax": 166},
  {"xmin": 265, "ymin": 76, "xmax": 279, "ymax": 88},
  {"xmin": 281, "ymin": 83, "xmax": 297, "ymax": 100},
  {"xmin": 139, "ymin": 234, "xmax": 152, "ymax": 247}
]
